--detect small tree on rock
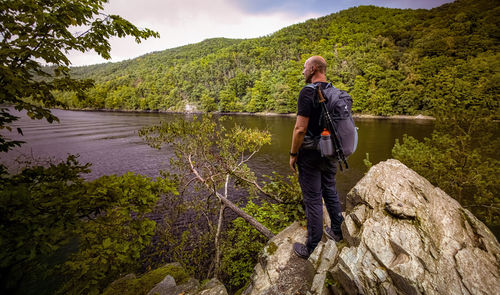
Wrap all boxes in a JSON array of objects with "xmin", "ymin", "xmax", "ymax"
[{"xmin": 139, "ymin": 115, "xmax": 284, "ymax": 277}]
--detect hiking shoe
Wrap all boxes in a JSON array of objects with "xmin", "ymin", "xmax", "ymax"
[
  {"xmin": 293, "ymin": 242, "xmax": 312, "ymax": 259},
  {"xmin": 324, "ymin": 226, "xmax": 343, "ymax": 242}
]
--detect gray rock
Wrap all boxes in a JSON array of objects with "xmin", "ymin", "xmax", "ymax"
[
  {"xmin": 147, "ymin": 275, "xmax": 176, "ymax": 295},
  {"xmin": 311, "ymin": 272, "xmax": 329, "ymax": 295},
  {"xmin": 147, "ymin": 275, "xmax": 200, "ymax": 295},
  {"xmin": 309, "ymin": 241, "xmax": 326, "ymax": 269},
  {"xmin": 243, "ymin": 222, "xmax": 316, "ymax": 295},
  {"xmin": 197, "ymin": 278, "xmax": 228, "ymax": 295},
  {"xmin": 331, "ymin": 159, "xmax": 500, "ymax": 295},
  {"xmin": 317, "ymin": 240, "xmax": 337, "ymax": 273},
  {"xmin": 178, "ymin": 277, "xmax": 200, "ymax": 294}
]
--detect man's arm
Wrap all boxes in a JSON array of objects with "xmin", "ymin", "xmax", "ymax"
[{"xmin": 289, "ymin": 115, "xmax": 309, "ymax": 172}]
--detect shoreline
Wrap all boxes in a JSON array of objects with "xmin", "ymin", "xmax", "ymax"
[{"xmin": 61, "ymin": 107, "xmax": 436, "ymax": 121}]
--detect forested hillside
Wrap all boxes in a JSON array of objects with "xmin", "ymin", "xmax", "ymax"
[{"xmin": 57, "ymin": 0, "xmax": 499, "ymax": 115}]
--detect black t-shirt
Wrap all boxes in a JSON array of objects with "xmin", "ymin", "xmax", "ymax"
[{"xmin": 297, "ymin": 82, "xmax": 329, "ymax": 137}]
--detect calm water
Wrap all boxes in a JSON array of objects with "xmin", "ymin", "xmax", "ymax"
[{"xmin": 1, "ymin": 108, "xmax": 434, "ymax": 197}]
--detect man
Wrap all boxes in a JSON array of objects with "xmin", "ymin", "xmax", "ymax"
[{"xmin": 289, "ymin": 55, "xmax": 344, "ymax": 259}]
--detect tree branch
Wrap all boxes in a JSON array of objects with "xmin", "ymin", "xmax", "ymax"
[
  {"xmin": 233, "ymin": 150, "xmax": 258, "ymax": 172},
  {"xmin": 224, "ymin": 174, "xmax": 229, "ymax": 198},
  {"xmin": 231, "ymin": 173, "xmax": 283, "ymax": 203},
  {"xmin": 187, "ymin": 154, "xmax": 274, "ymax": 239}
]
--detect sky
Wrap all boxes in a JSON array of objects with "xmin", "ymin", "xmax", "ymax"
[{"xmin": 68, "ymin": 0, "xmax": 454, "ymax": 67}]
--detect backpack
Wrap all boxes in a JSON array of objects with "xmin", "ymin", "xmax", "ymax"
[{"xmin": 305, "ymin": 82, "xmax": 358, "ymax": 160}]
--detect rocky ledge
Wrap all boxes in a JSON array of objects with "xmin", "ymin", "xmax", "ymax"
[
  {"xmin": 243, "ymin": 159, "xmax": 500, "ymax": 295},
  {"xmin": 103, "ymin": 262, "xmax": 228, "ymax": 295}
]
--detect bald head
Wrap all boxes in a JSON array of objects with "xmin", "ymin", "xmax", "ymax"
[
  {"xmin": 306, "ymin": 56, "xmax": 327, "ymax": 74},
  {"xmin": 303, "ymin": 55, "xmax": 327, "ymax": 83}
]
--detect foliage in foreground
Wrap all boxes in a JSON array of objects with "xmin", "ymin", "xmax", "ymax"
[
  {"xmin": 141, "ymin": 173, "xmax": 303, "ymax": 293},
  {"xmin": 392, "ymin": 53, "xmax": 499, "ymax": 228},
  {"xmin": 0, "ymin": 156, "xmax": 176, "ymax": 295},
  {"xmin": 221, "ymin": 173, "xmax": 302, "ymax": 291},
  {"xmin": 220, "ymin": 197, "xmax": 298, "ymax": 291},
  {"xmin": 138, "ymin": 116, "xmax": 304, "ymax": 290},
  {"xmin": 0, "ymin": 0, "xmax": 159, "ymax": 152}
]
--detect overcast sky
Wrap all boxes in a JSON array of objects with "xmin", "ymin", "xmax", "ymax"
[{"xmin": 68, "ymin": 0, "xmax": 454, "ymax": 67}]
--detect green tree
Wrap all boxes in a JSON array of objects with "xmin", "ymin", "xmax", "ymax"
[
  {"xmin": 0, "ymin": 0, "xmax": 159, "ymax": 151},
  {"xmin": 220, "ymin": 171, "xmax": 304, "ymax": 291},
  {"xmin": 59, "ymin": 173, "xmax": 175, "ymax": 295},
  {"xmin": 0, "ymin": 156, "xmax": 176, "ymax": 294},
  {"xmin": 220, "ymin": 201, "xmax": 291, "ymax": 290},
  {"xmin": 392, "ymin": 53, "xmax": 499, "ymax": 228},
  {"xmin": 200, "ymin": 92, "xmax": 217, "ymax": 112},
  {"xmin": 245, "ymin": 70, "xmax": 272, "ymax": 113},
  {"xmin": 218, "ymin": 86, "xmax": 241, "ymax": 112}
]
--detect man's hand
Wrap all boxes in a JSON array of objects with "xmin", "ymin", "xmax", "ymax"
[
  {"xmin": 290, "ymin": 155, "xmax": 298, "ymax": 173},
  {"xmin": 289, "ymin": 115, "xmax": 308, "ymax": 173}
]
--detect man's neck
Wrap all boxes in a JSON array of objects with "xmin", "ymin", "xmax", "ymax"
[{"xmin": 311, "ymin": 75, "xmax": 327, "ymax": 83}]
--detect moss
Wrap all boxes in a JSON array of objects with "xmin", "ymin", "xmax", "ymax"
[
  {"xmin": 102, "ymin": 263, "xmax": 190, "ymax": 295},
  {"xmin": 325, "ymin": 271, "xmax": 346, "ymax": 294},
  {"xmin": 266, "ymin": 242, "xmax": 278, "ymax": 256},
  {"xmin": 101, "ymin": 274, "xmax": 138, "ymax": 295},
  {"xmin": 330, "ymin": 277, "xmax": 344, "ymax": 292},
  {"xmin": 324, "ymin": 272, "xmax": 335, "ymax": 288},
  {"xmin": 413, "ymin": 214, "xmax": 422, "ymax": 227},
  {"xmin": 234, "ymin": 279, "xmax": 251, "ymax": 295},
  {"xmin": 336, "ymin": 240, "xmax": 347, "ymax": 252},
  {"xmin": 200, "ymin": 279, "xmax": 211, "ymax": 288}
]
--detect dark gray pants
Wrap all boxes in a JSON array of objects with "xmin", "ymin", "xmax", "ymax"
[{"xmin": 298, "ymin": 149, "xmax": 344, "ymax": 251}]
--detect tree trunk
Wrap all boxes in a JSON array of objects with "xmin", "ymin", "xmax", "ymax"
[
  {"xmin": 214, "ymin": 202, "xmax": 225, "ymax": 278},
  {"xmin": 213, "ymin": 191, "xmax": 274, "ymax": 239}
]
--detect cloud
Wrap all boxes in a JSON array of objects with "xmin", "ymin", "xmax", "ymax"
[
  {"xmin": 68, "ymin": 0, "xmax": 454, "ymax": 66},
  {"xmin": 68, "ymin": 0, "xmax": 318, "ymax": 66}
]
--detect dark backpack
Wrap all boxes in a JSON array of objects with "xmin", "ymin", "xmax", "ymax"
[{"xmin": 305, "ymin": 83, "xmax": 358, "ymax": 158}]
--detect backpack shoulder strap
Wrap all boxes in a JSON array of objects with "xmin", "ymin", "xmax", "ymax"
[
  {"xmin": 305, "ymin": 83, "xmax": 317, "ymax": 90},
  {"xmin": 305, "ymin": 82, "xmax": 333, "ymax": 90},
  {"xmin": 303, "ymin": 83, "xmax": 320, "ymax": 109}
]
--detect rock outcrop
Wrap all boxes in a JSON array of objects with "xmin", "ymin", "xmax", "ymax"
[
  {"xmin": 103, "ymin": 262, "xmax": 228, "ymax": 295},
  {"xmin": 144, "ymin": 276, "xmax": 227, "ymax": 295},
  {"xmin": 147, "ymin": 275, "xmax": 200, "ymax": 295},
  {"xmin": 144, "ymin": 275, "xmax": 228, "ymax": 295},
  {"xmin": 244, "ymin": 159, "xmax": 500, "ymax": 295},
  {"xmin": 198, "ymin": 278, "xmax": 228, "ymax": 295}
]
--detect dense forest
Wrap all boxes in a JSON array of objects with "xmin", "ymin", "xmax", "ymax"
[{"xmin": 55, "ymin": 0, "xmax": 499, "ymax": 116}]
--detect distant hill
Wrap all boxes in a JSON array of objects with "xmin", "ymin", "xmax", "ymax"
[{"xmin": 56, "ymin": 0, "xmax": 499, "ymax": 115}]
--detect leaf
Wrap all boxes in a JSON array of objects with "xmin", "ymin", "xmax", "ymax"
[{"xmin": 102, "ymin": 238, "xmax": 111, "ymax": 248}]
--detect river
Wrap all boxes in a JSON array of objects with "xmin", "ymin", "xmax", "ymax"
[{"xmin": 1, "ymin": 108, "xmax": 434, "ymax": 197}]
